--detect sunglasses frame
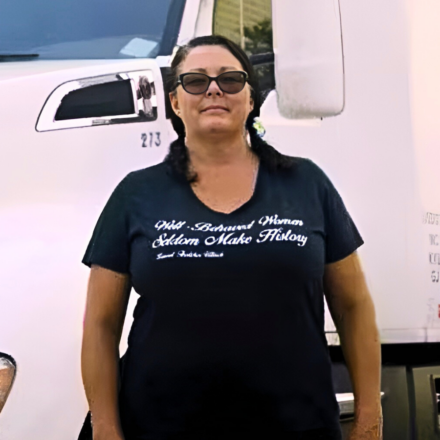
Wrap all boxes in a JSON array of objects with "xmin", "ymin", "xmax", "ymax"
[{"xmin": 176, "ymin": 70, "xmax": 249, "ymax": 95}]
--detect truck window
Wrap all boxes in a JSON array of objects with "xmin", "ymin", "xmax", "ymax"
[
  {"xmin": 0, "ymin": 0, "xmax": 185, "ymax": 59},
  {"xmin": 213, "ymin": 0, "xmax": 274, "ymax": 99}
]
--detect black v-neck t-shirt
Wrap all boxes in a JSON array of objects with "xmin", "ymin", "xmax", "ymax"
[{"xmin": 82, "ymin": 156, "xmax": 364, "ymax": 439}]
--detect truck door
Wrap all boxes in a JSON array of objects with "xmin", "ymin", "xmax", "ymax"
[{"xmin": 0, "ymin": 1, "xmax": 185, "ymax": 438}]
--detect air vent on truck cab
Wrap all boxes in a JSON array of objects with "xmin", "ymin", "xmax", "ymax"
[{"xmin": 36, "ymin": 70, "xmax": 157, "ymax": 132}]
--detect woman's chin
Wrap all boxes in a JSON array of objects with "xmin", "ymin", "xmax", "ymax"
[{"xmin": 199, "ymin": 120, "xmax": 238, "ymax": 136}]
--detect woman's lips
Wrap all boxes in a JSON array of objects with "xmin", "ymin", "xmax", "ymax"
[{"xmin": 201, "ymin": 106, "xmax": 229, "ymax": 113}]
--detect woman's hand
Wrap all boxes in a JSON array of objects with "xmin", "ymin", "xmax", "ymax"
[
  {"xmin": 324, "ymin": 253, "xmax": 382, "ymax": 439},
  {"xmin": 348, "ymin": 413, "xmax": 383, "ymax": 439},
  {"xmin": 82, "ymin": 266, "xmax": 131, "ymax": 440},
  {"xmin": 93, "ymin": 425, "xmax": 125, "ymax": 440},
  {"xmin": 94, "ymin": 434, "xmax": 125, "ymax": 440}
]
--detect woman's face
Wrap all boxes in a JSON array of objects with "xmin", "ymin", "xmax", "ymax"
[{"xmin": 169, "ymin": 45, "xmax": 254, "ymax": 139}]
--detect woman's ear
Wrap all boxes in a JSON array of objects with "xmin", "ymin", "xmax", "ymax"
[
  {"xmin": 249, "ymin": 98, "xmax": 254, "ymax": 116},
  {"xmin": 169, "ymin": 92, "xmax": 181, "ymax": 116},
  {"xmin": 249, "ymin": 92, "xmax": 254, "ymax": 113}
]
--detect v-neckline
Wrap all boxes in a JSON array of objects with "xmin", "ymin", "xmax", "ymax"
[{"xmin": 185, "ymin": 160, "xmax": 263, "ymax": 217}]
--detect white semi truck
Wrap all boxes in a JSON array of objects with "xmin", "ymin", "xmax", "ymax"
[{"xmin": 0, "ymin": 0, "xmax": 439, "ymax": 438}]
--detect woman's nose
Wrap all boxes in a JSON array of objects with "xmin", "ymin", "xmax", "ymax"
[{"xmin": 206, "ymin": 79, "xmax": 223, "ymax": 96}]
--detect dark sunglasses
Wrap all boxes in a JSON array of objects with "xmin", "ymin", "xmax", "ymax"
[{"xmin": 176, "ymin": 71, "xmax": 249, "ymax": 95}]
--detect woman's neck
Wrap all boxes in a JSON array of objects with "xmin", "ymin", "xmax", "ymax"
[{"xmin": 185, "ymin": 131, "xmax": 252, "ymax": 170}]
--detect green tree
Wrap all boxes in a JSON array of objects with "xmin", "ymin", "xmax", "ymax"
[{"xmin": 244, "ymin": 18, "xmax": 272, "ymax": 55}]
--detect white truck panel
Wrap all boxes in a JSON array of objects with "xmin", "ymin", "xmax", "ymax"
[
  {"xmin": 1, "ymin": 0, "xmax": 440, "ymax": 438},
  {"xmin": 408, "ymin": 0, "xmax": 440, "ymax": 340},
  {"xmin": 0, "ymin": 60, "xmax": 171, "ymax": 439},
  {"xmin": 261, "ymin": 0, "xmax": 440, "ymax": 342}
]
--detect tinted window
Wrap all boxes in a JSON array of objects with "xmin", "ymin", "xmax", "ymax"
[
  {"xmin": 55, "ymin": 81, "xmax": 135, "ymax": 120},
  {"xmin": 213, "ymin": 0, "xmax": 272, "ymax": 56},
  {"xmin": 0, "ymin": 0, "xmax": 184, "ymax": 59},
  {"xmin": 213, "ymin": 0, "xmax": 274, "ymax": 98}
]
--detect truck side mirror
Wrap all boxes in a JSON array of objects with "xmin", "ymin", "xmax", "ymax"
[
  {"xmin": 271, "ymin": 0, "xmax": 345, "ymax": 119},
  {"xmin": 0, "ymin": 353, "xmax": 16, "ymax": 414}
]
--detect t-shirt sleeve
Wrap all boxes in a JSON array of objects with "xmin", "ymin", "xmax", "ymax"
[
  {"xmin": 307, "ymin": 159, "xmax": 364, "ymax": 264},
  {"xmin": 82, "ymin": 175, "xmax": 131, "ymax": 274}
]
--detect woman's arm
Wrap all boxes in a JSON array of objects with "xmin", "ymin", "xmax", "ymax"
[
  {"xmin": 81, "ymin": 265, "xmax": 131, "ymax": 440},
  {"xmin": 323, "ymin": 251, "xmax": 383, "ymax": 439}
]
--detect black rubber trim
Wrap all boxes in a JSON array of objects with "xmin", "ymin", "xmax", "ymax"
[
  {"xmin": 0, "ymin": 54, "xmax": 39, "ymax": 61},
  {"xmin": 161, "ymin": 67, "xmax": 174, "ymax": 119},
  {"xmin": 249, "ymin": 52, "xmax": 274, "ymax": 65},
  {"xmin": 406, "ymin": 366, "xmax": 417, "ymax": 439},
  {"xmin": 0, "ymin": 352, "xmax": 16, "ymax": 367},
  {"xmin": 0, "ymin": 351, "xmax": 17, "ymax": 368}
]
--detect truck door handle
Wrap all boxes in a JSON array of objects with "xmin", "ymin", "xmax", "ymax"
[{"xmin": 36, "ymin": 70, "xmax": 157, "ymax": 132}]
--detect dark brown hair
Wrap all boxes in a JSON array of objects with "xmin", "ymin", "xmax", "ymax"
[{"xmin": 163, "ymin": 35, "xmax": 298, "ymax": 182}]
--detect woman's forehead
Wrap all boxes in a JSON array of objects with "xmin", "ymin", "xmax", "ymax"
[{"xmin": 181, "ymin": 45, "xmax": 243, "ymax": 72}]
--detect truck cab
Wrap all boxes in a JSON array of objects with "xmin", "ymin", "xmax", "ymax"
[{"xmin": 1, "ymin": 1, "xmax": 439, "ymax": 438}]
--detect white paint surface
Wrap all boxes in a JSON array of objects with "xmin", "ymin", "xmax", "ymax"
[
  {"xmin": 1, "ymin": 1, "xmax": 440, "ymax": 438},
  {"xmin": 272, "ymin": 0, "xmax": 344, "ymax": 118}
]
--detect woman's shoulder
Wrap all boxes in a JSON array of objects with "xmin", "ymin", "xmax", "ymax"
[
  {"xmin": 271, "ymin": 155, "xmax": 337, "ymax": 199},
  {"xmin": 274, "ymin": 154, "xmax": 327, "ymax": 180},
  {"xmin": 104, "ymin": 162, "xmax": 173, "ymax": 206},
  {"xmin": 123, "ymin": 161, "xmax": 169, "ymax": 184},
  {"xmin": 115, "ymin": 161, "xmax": 172, "ymax": 192}
]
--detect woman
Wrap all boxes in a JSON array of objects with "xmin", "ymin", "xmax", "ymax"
[{"xmin": 80, "ymin": 35, "xmax": 382, "ymax": 440}]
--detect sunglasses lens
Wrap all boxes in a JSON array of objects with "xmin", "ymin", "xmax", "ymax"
[
  {"xmin": 182, "ymin": 74, "xmax": 209, "ymax": 94},
  {"xmin": 180, "ymin": 72, "xmax": 247, "ymax": 94},
  {"xmin": 218, "ymin": 72, "xmax": 246, "ymax": 94}
]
